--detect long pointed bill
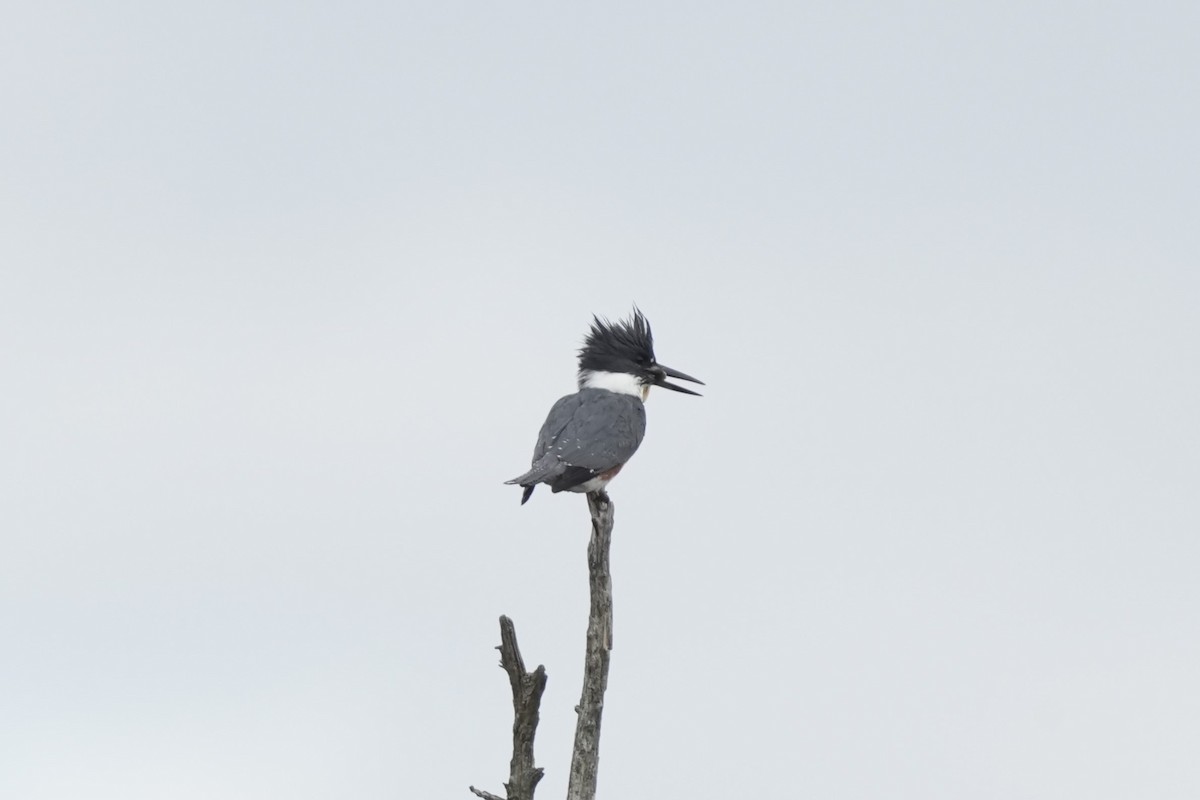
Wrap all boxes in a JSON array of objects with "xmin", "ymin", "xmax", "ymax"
[{"xmin": 654, "ymin": 364, "xmax": 705, "ymax": 396}]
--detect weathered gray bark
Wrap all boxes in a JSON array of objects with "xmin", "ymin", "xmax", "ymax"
[
  {"xmin": 566, "ymin": 490, "xmax": 615, "ymax": 800},
  {"xmin": 471, "ymin": 491, "xmax": 616, "ymax": 800},
  {"xmin": 470, "ymin": 616, "xmax": 547, "ymax": 800}
]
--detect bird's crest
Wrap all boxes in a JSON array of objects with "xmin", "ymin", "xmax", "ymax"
[{"xmin": 578, "ymin": 307, "xmax": 655, "ymax": 373}]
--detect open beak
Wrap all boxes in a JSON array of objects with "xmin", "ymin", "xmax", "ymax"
[{"xmin": 652, "ymin": 364, "xmax": 705, "ymax": 396}]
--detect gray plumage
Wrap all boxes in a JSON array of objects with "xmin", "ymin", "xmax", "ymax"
[
  {"xmin": 505, "ymin": 388, "xmax": 647, "ymax": 503},
  {"xmin": 505, "ymin": 309, "xmax": 702, "ymax": 504}
]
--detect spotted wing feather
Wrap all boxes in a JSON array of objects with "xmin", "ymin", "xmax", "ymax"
[{"xmin": 506, "ymin": 388, "xmax": 647, "ymax": 501}]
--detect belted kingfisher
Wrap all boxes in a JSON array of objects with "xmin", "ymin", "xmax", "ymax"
[{"xmin": 505, "ymin": 309, "xmax": 703, "ymax": 504}]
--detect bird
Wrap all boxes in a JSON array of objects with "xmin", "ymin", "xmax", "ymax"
[{"xmin": 505, "ymin": 309, "xmax": 703, "ymax": 504}]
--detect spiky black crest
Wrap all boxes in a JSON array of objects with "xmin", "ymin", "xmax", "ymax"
[{"xmin": 578, "ymin": 308, "xmax": 656, "ymax": 373}]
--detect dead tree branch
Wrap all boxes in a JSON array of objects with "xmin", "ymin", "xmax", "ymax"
[
  {"xmin": 566, "ymin": 490, "xmax": 616, "ymax": 800},
  {"xmin": 470, "ymin": 615, "xmax": 547, "ymax": 800}
]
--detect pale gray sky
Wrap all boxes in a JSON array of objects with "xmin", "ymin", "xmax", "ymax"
[{"xmin": 2, "ymin": 3, "xmax": 1198, "ymax": 798}]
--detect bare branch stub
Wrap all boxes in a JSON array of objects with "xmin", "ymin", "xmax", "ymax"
[
  {"xmin": 470, "ymin": 615, "xmax": 547, "ymax": 800},
  {"xmin": 566, "ymin": 490, "xmax": 616, "ymax": 800},
  {"xmin": 469, "ymin": 787, "xmax": 505, "ymax": 800}
]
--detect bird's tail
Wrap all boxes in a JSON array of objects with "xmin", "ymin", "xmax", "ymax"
[
  {"xmin": 502, "ymin": 475, "xmax": 537, "ymax": 505},
  {"xmin": 504, "ymin": 456, "xmax": 563, "ymax": 505}
]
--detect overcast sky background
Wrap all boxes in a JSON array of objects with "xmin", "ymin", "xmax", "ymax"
[{"xmin": 3, "ymin": 2, "xmax": 1198, "ymax": 798}]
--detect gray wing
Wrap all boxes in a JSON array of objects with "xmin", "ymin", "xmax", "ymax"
[
  {"xmin": 506, "ymin": 389, "xmax": 646, "ymax": 491},
  {"xmin": 535, "ymin": 389, "xmax": 646, "ymax": 471},
  {"xmin": 530, "ymin": 393, "xmax": 585, "ymax": 464}
]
